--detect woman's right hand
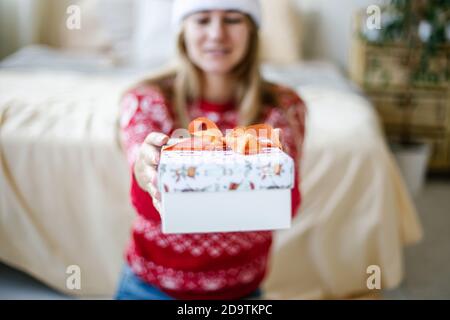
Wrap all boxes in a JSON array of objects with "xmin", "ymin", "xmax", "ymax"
[{"xmin": 134, "ymin": 132, "xmax": 169, "ymax": 214}]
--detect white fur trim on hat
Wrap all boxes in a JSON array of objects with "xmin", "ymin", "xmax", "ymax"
[{"xmin": 172, "ymin": 0, "xmax": 261, "ymax": 29}]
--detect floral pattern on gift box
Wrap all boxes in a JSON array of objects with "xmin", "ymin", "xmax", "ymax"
[{"xmin": 158, "ymin": 148, "xmax": 294, "ymax": 193}]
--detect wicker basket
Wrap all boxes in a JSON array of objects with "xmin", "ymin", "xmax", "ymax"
[{"xmin": 350, "ymin": 13, "xmax": 450, "ymax": 171}]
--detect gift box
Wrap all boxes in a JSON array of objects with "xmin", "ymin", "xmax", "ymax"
[{"xmin": 158, "ymin": 118, "xmax": 295, "ymax": 234}]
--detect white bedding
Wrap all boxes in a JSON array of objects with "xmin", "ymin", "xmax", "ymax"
[{"xmin": 0, "ymin": 49, "xmax": 422, "ymax": 298}]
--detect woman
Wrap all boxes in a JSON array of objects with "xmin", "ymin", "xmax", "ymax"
[{"xmin": 116, "ymin": 0, "xmax": 306, "ymax": 300}]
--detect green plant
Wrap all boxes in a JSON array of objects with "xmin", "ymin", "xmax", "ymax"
[
  {"xmin": 362, "ymin": 0, "xmax": 450, "ymax": 145},
  {"xmin": 414, "ymin": 0, "xmax": 450, "ymax": 82}
]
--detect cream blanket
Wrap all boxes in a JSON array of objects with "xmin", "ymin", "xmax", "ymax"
[{"xmin": 0, "ymin": 70, "xmax": 422, "ymax": 298}]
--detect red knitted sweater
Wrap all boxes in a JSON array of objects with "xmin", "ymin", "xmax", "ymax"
[{"xmin": 119, "ymin": 80, "xmax": 306, "ymax": 299}]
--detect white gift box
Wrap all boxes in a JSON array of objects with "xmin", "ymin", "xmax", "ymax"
[{"xmin": 158, "ymin": 147, "xmax": 295, "ymax": 234}]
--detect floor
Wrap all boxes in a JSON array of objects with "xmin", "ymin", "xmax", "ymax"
[
  {"xmin": 382, "ymin": 177, "xmax": 450, "ymax": 300},
  {"xmin": 1, "ymin": 178, "xmax": 449, "ymax": 300}
]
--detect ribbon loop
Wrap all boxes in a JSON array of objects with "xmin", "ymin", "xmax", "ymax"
[{"xmin": 164, "ymin": 117, "xmax": 283, "ymax": 154}]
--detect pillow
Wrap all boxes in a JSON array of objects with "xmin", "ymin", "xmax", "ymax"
[
  {"xmin": 58, "ymin": 0, "xmax": 134, "ymax": 63},
  {"xmin": 55, "ymin": 0, "xmax": 303, "ymax": 66},
  {"xmin": 132, "ymin": 0, "xmax": 303, "ymax": 67},
  {"xmin": 131, "ymin": 0, "xmax": 176, "ymax": 68},
  {"xmin": 260, "ymin": 0, "xmax": 303, "ymax": 64}
]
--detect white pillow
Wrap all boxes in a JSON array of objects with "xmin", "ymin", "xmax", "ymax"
[
  {"xmin": 131, "ymin": 0, "xmax": 302, "ymax": 67},
  {"xmin": 132, "ymin": 0, "xmax": 176, "ymax": 68},
  {"xmin": 95, "ymin": 0, "xmax": 135, "ymax": 61},
  {"xmin": 56, "ymin": 0, "xmax": 302, "ymax": 66}
]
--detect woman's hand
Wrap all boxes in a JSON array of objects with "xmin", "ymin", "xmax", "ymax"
[{"xmin": 134, "ymin": 132, "xmax": 169, "ymax": 214}]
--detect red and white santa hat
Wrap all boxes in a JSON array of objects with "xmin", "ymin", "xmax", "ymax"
[{"xmin": 172, "ymin": 0, "xmax": 262, "ymax": 29}]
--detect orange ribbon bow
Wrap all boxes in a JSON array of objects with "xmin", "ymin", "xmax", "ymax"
[{"xmin": 163, "ymin": 117, "xmax": 282, "ymax": 155}]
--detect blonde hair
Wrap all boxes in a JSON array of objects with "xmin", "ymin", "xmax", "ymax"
[{"xmin": 130, "ymin": 15, "xmax": 263, "ymax": 128}]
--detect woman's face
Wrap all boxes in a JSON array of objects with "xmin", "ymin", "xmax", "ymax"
[{"xmin": 183, "ymin": 10, "xmax": 251, "ymax": 75}]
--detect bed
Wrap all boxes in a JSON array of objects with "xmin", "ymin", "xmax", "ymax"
[{"xmin": 0, "ymin": 44, "xmax": 423, "ymax": 298}]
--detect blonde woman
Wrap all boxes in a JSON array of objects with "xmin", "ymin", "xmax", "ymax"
[{"xmin": 116, "ymin": 0, "xmax": 306, "ymax": 300}]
